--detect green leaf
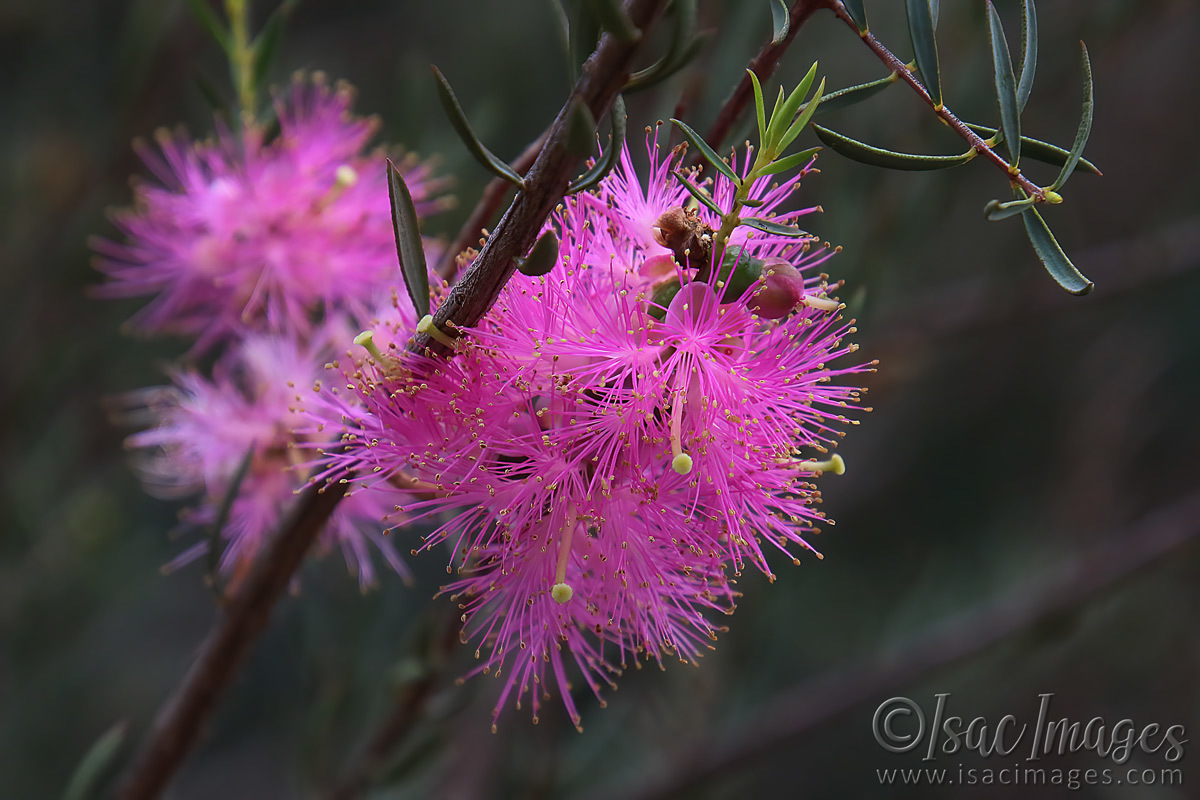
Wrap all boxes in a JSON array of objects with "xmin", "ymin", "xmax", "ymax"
[
  {"xmin": 566, "ymin": 97, "xmax": 598, "ymax": 158},
  {"xmin": 64, "ymin": 722, "xmax": 127, "ymax": 800},
  {"xmin": 252, "ymin": 2, "xmax": 294, "ymax": 94},
  {"xmin": 741, "ymin": 217, "xmax": 812, "ymax": 237},
  {"xmin": 986, "ymin": 1, "xmax": 1022, "ymax": 166},
  {"xmin": 813, "ymin": 124, "xmax": 975, "ymax": 170},
  {"xmin": 964, "ymin": 124, "xmax": 1101, "ymax": 175},
  {"xmin": 984, "ymin": 194, "xmax": 1037, "ymax": 220},
  {"xmin": 671, "ymin": 118, "xmax": 739, "ymax": 185},
  {"xmin": 183, "ymin": 0, "xmax": 231, "ymax": 53},
  {"xmin": 770, "ymin": 0, "xmax": 790, "ymax": 45},
  {"xmin": 585, "ymin": 0, "xmax": 640, "ymax": 42},
  {"xmin": 930, "ymin": 0, "xmax": 940, "ymax": 28},
  {"xmin": 516, "ymin": 230, "xmax": 561, "ymax": 276},
  {"xmin": 906, "ymin": 0, "xmax": 942, "ymax": 106},
  {"xmin": 387, "ymin": 159, "xmax": 431, "ymax": 318},
  {"xmin": 193, "ymin": 71, "xmax": 230, "ymax": 117},
  {"xmin": 1022, "ymin": 206, "xmax": 1092, "ymax": 294},
  {"xmin": 569, "ymin": 0, "xmax": 602, "ymax": 83},
  {"xmin": 568, "ymin": 95, "xmax": 627, "ymax": 194},
  {"xmin": 431, "ymin": 66, "xmax": 525, "ymax": 187},
  {"xmin": 766, "ymin": 61, "xmax": 817, "ymax": 153},
  {"xmin": 842, "ymin": 0, "xmax": 868, "ymax": 32},
  {"xmin": 758, "ymin": 146, "xmax": 820, "ymax": 176},
  {"xmin": 748, "ymin": 69, "xmax": 767, "ymax": 146},
  {"xmin": 624, "ymin": 0, "xmax": 699, "ymax": 92},
  {"xmin": 1016, "ymin": 0, "xmax": 1038, "ymax": 112},
  {"xmin": 1049, "ymin": 42, "xmax": 1093, "ymax": 192},
  {"xmin": 778, "ymin": 78, "xmax": 825, "ymax": 152},
  {"xmin": 814, "ymin": 70, "xmax": 902, "ymax": 116},
  {"xmin": 207, "ymin": 443, "xmax": 255, "ymax": 582},
  {"xmin": 671, "ymin": 170, "xmax": 724, "ymax": 216}
]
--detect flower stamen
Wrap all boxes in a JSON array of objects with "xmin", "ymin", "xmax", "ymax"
[
  {"xmin": 552, "ymin": 504, "xmax": 578, "ymax": 604},
  {"xmin": 669, "ymin": 389, "xmax": 693, "ymax": 475}
]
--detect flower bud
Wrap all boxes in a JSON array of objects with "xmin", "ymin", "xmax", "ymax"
[{"xmin": 747, "ymin": 258, "xmax": 804, "ymax": 319}]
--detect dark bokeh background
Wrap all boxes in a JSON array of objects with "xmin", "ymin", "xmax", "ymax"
[{"xmin": 3, "ymin": 1, "xmax": 1198, "ymax": 798}]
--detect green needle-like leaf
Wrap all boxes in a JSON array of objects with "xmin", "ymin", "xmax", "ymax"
[
  {"xmin": 432, "ymin": 66, "xmax": 525, "ymax": 187},
  {"xmin": 778, "ymin": 78, "xmax": 825, "ymax": 152},
  {"xmin": 758, "ymin": 146, "xmax": 820, "ymax": 176},
  {"xmin": 586, "ymin": 0, "xmax": 640, "ymax": 42},
  {"xmin": 1016, "ymin": 0, "xmax": 1038, "ymax": 112},
  {"xmin": 741, "ymin": 217, "xmax": 812, "ymax": 237},
  {"xmin": 986, "ymin": 1, "xmax": 1022, "ymax": 167},
  {"xmin": 813, "ymin": 124, "xmax": 975, "ymax": 170},
  {"xmin": 566, "ymin": 98, "xmax": 598, "ymax": 159},
  {"xmin": 770, "ymin": 0, "xmax": 790, "ymax": 45},
  {"xmin": 965, "ymin": 124, "xmax": 1101, "ymax": 175},
  {"xmin": 906, "ymin": 0, "xmax": 942, "ymax": 106},
  {"xmin": 815, "ymin": 70, "xmax": 903, "ymax": 116},
  {"xmin": 184, "ymin": 0, "xmax": 231, "ymax": 53},
  {"xmin": 387, "ymin": 158, "xmax": 431, "ymax": 318},
  {"xmin": 671, "ymin": 118, "xmax": 739, "ymax": 184},
  {"xmin": 625, "ymin": 0, "xmax": 699, "ymax": 92},
  {"xmin": 516, "ymin": 230, "xmax": 561, "ymax": 276},
  {"xmin": 1022, "ymin": 207, "xmax": 1092, "ymax": 294},
  {"xmin": 671, "ymin": 170, "xmax": 724, "ymax": 216},
  {"xmin": 568, "ymin": 95, "xmax": 627, "ymax": 194},
  {"xmin": 1049, "ymin": 42, "xmax": 1094, "ymax": 192},
  {"xmin": 984, "ymin": 195, "xmax": 1038, "ymax": 220},
  {"xmin": 930, "ymin": 0, "xmax": 940, "ymax": 28},
  {"xmin": 766, "ymin": 62, "xmax": 818, "ymax": 153},
  {"xmin": 64, "ymin": 722, "xmax": 128, "ymax": 800},
  {"xmin": 842, "ymin": 0, "xmax": 868, "ymax": 32},
  {"xmin": 748, "ymin": 69, "xmax": 767, "ymax": 147},
  {"xmin": 252, "ymin": 1, "xmax": 294, "ymax": 94}
]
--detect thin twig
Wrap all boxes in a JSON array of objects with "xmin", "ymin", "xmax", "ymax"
[
  {"xmin": 597, "ymin": 489, "xmax": 1200, "ymax": 800},
  {"xmin": 703, "ymin": 0, "xmax": 833, "ymax": 151},
  {"xmin": 411, "ymin": 0, "xmax": 670, "ymax": 355},
  {"xmin": 435, "ymin": 133, "xmax": 548, "ymax": 280},
  {"xmin": 826, "ymin": 1, "xmax": 1049, "ymax": 203},
  {"xmin": 115, "ymin": 481, "xmax": 349, "ymax": 800},
  {"xmin": 324, "ymin": 609, "xmax": 460, "ymax": 800}
]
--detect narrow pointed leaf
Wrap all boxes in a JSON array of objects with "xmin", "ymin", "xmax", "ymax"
[
  {"xmin": 625, "ymin": 0, "xmax": 699, "ymax": 92},
  {"xmin": 64, "ymin": 722, "xmax": 128, "ymax": 800},
  {"xmin": 984, "ymin": 194, "xmax": 1037, "ymax": 220},
  {"xmin": 1022, "ymin": 207, "xmax": 1092, "ymax": 294},
  {"xmin": 566, "ymin": 98, "xmax": 598, "ymax": 158},
  {"xmin": 815, "ymin": 70, "xmax": 902, "ymax": 116},
  {"xmin": 585, "ymin": 0, "xmax": 640, "ymax": 42},
  {"xmin": 770, "ymin": 0, "xmax": 790, "ymax": 45},
  {"xmin": 516, "ymin": 230, "xmax": 561, "ymax": 276},
  {"xmin": 930, "ymin": 0, "xmax": 940, "ymax": 28},
  {"xmin": 741, "ymin": 217, "xmax": 812, "ymax": 238},
  {"xmin": 906, "ymin": 0, "xmax": 941, "ymax": 106},
  {"xmin": 749, "ymin": 69, "xmax": 767, "ymax": 146},
  {"xmin": 813, "ymin": 124, "xmax": 975, "ymax": 170},
  {"xmin": 432, "ymin": 66, "xmax": 525, "ymax": 186},
  {"xmin": 842, "ymin": 0, "xmax": 868, "ymax": 32},
  {"xmin": 568, "ymin": 95, "xmax": 627, "ymax": 194},
  {"xmin": 1016, "ymin": 0, "xmax": 1038, "ymax": 112},
  {"xmin": 671, "ymin": 118, "xmax": 739, "ymax": 184},
  {"xmin": 252, "ymin": 2, "xmax": 293, "ymax": 93},
  {"xmin": 766, "ymin": 62, "xmax": 818, "ymax": 152},
  {"xmin": 778, "ymin": 78, "xmax": 825, "ymax": 152},
  {"xmin": 184, "ymin": 0, "xmax": 231, "ymax": 53},
  {"xmin": 671, "ymin": 170, "xmax": 724, "ymax": 216},
  {"xmin": 387, "ymin": 159, "xmax": 430, "ymax": 318},
  {"xmin": 207, "ymin": 443, "xmax": 256, "ymax": 581},
  {"xmin": 570, "ymin": 0, "xmax": 602, "ymax": 83},
  {"xmin": 986, "ymin": 1, "xmax": 1021, "ymax": 166},
  {"xmin": 758, "ymin": 146, "xmax": 820, "ymax": 176},
  {"xmin": 193, "ymin": 71, "xmax": 230, "ymax": 117},
  {"xmin": 965, "ymin": 124, "xmax": 1101, "ymax": 174},
  {"xmin": 1049, "ymin": 42, "xmax": 1093, "ymax": 191}
]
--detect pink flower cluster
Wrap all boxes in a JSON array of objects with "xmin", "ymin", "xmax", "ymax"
[
  {"xmin": 102, "ymin": 74, "xmax": 440, "ymax": 586},
  {"xmin": 316, "ymin": 132, "xmax": 871, "ymax": 728}
]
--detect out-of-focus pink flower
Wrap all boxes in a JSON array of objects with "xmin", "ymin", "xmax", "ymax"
[{"xmin": 94, "ymin": 73, "xmax": 445, "ymax": 351}]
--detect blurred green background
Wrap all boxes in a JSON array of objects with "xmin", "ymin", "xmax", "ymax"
[{"xmin": 3, "ymin": 0, "xmax": 1198, "ymax": 797}]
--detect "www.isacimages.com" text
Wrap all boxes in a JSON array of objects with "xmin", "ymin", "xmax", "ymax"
[{"xmin": 877, "ymin": 765, "xmax": 1184, "ymax": 791}]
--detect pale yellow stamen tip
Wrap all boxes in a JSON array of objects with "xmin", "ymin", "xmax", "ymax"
[
  {"xmin": 417, "ymin": 315, "xmax": 456, "ymax": 347},
  {"xmin": 551, "ymin": 583, "xmax": 574, "ymax": 604},
  {"xmin": 353, "ymin": 330, "xmax": 386, "ymax": 362},
  {"xmin": 800, "ymin": 453, "xmax": 845, "ymax": 475},
  {"xmin": 335, "ymin": 164, "xmax": 359, "ymax": 188},
  {"xmin": 672, "ymin": 453, "xmax": 694, "ymax": 475},
  {"xmin": 802, "ymin": 294, "xmax": 841, "ymax": 312}
]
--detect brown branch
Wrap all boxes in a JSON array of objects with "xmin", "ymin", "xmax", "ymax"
[
  {"xmin": 115, "ymin": 480, "xmax": 349, "ymax": 800},
  {"xmin": 435, "ymin": 132, "xmax": 548, "ymax": 280},
  {"xmin": 703, "ymin": 0, "xmax": 833, "ymax": 150},
  {"xmin": 411, "ymin": 0, "xmax": 670, "ymax": 355},
  {"xmin": 826, "ymin": 1, "xmax": 1050, "ymax": 203},
  {"xmin": 598, "ymin": 489, "xmax": 1200, "ymax": 800}
]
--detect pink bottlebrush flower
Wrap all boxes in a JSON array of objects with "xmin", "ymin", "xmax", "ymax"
[
  {"xmin": 93, "ymin": 73, "xmax": 445, "ymax": 351},
  {"xmin": 316, "ymin": 131, "xmax": 870, "ymax": 726},
  {"xmin": 128, "ymin": 332, "xmax": 408, "ymax": 589}
]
